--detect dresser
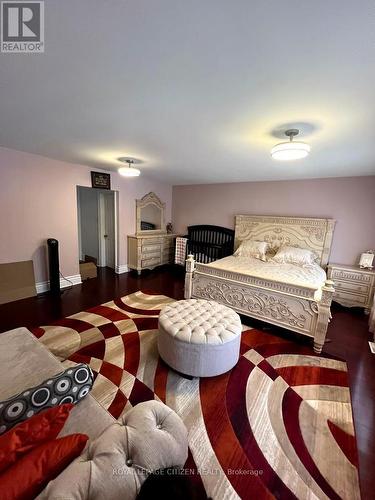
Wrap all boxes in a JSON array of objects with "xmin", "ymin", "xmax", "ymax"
[
  {"xmin": 127, "ymin": 233, "xmax": 177, "ymax": 275},
  {"xmin": 327, "ymin": 264, "xmax": 375, "ymax": 313}
]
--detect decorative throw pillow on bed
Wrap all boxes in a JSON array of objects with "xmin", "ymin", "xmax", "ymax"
[
  {"xmin": 0, "ymin": 364, "xmax": 94, "ymax": 435},
  {"xmin": 272, "ymin": 245, "xmax": 318, "ymax": 265},
  {"xmin": 234, "ymin": 240, "xmax": 269, "ymax": 261}
]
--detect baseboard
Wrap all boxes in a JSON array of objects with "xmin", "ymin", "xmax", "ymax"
[
  {"xmin": 36, "ymin": 274, "xmax": 82, "ymax": 294},
  {"xmin": 115, "ymin": 264, "xmax": 129, "ymax": 274}
]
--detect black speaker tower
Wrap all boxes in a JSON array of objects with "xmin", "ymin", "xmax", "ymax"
[{"xmin": 47, "ymin": 238, "xmax": 61, "ymax": 295}]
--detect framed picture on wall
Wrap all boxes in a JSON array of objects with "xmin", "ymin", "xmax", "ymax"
[
  {"xmin": 359, "ymin": 251, "xmax": 374, "ymax": 269},
  {"xmin": 91, "ymin": 171, "xmax": 111, "ymax": 190}
]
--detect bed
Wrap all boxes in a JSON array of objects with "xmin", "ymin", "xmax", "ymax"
[{"xmin": 184, "ymin": 215, "xmax": 336, "ymax": 353}]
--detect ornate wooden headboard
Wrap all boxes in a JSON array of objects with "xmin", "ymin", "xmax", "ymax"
[{"xmin": 234, "ymin": 215, "xmax": 336, "ymax": 267}]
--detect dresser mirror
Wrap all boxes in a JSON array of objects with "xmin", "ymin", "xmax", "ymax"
[{"xmin": 136, "ymin": 192, "xmax": 166, "ymax": 235}]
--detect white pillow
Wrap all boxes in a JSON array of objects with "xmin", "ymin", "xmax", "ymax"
[
  {"xmin": 234, "ymin": 240, "xmax": 269, "ymax": 261},
  {"xmin": 272, "ymin": 246, "xmax": 317, "ymax": 266}
]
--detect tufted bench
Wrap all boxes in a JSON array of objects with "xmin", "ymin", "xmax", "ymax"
[{"xmin": 158, "ymin": 299, "xmax": 242, "ymax": 377}]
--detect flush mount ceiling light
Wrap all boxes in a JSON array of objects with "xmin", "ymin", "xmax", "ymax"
[
  {"xmin": 117, "ymin": 157, "xmax": 141, "ymax": 177},
  {"xmin": 271, "ymin": 129, "xmax": 311, "ymax": 161}
]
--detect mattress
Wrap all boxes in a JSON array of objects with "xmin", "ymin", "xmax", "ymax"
[{"xmin": 206, "ymin": 255, "xmax": 326, "ymax": 290}]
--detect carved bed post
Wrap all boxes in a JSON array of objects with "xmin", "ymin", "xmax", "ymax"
[
  {"xmin": 184, "ymin": 254, "xmax": 195, "ymax": 299},
  {"xmin": 313, "ymin": 279, "xmax": 335, "ymax": 354}
]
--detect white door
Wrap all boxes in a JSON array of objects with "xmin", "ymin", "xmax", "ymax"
[{"xmin": 99, "ymin": 192, "xmax": 115, "ymax": 269}]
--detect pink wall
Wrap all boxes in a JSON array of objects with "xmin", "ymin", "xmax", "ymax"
[
  {"xmin": 0, "ymin": 147, "xmax": 172, "ymax": 282},
  {"xmin": 173, "ymin": 177, "xmax": 375, "ymax": 265},
  {"xmin": 1, "ymin": 146, "xmax": 373, "ymax": 283}
]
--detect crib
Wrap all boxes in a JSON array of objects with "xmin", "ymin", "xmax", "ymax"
[{"xmin": 185, "ymin": 225, "xmax": 235, "ymax": 263}]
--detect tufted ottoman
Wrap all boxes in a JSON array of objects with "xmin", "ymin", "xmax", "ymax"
[{"xmin": 158, "ymin": 299, "xmax": 242, "ymax": 377}]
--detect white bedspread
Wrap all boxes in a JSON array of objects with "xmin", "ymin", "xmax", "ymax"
[{"xmin": 206, "ymin": 256, "xmax": 326, "ymax": 289}]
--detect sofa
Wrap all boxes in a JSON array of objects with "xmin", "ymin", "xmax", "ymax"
[{"xmin": 0, "ymin": 327, "xmax": 189, "ymax": 499}]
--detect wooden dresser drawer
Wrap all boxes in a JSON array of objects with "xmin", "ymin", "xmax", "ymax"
[
  {"xmin": 334, "ymin": 281, "xmax": 369, "ymax": 295},
  {"xmin": 334, "ymin": 291, "xmax": 367, "ymax": 306},
  {"xmin": 142, "ymin": 252, "xmax": 161, "ymax": 261},
  {"xmin": 142, "ymin": 244, "xmax": 162, "ymax": 254},
  {"xmin": 142, "ymin": 257, "xmax": 161, "ymax": 268},
  {"xmin": 328, "ymin": 264, "xmax": 375, "ymax": 311},
  {"xmin": 128, "ymin": 233, "xmax": 178, "ymax": 274},
  {"xmin": 330, "ymin": 268, "xmax": 373, "ymax": 284},
  {"xmin": 142, "ymin": 238, "xmax": 163, "ymax": 247}
]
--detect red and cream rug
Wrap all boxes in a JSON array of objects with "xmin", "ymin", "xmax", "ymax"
[{"xmin": 31, "ymin": 291, "xmax": 360, "ymax": 500}]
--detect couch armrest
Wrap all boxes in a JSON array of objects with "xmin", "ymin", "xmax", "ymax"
[{"xmin": 38, "ymin": 400, "xmax": 188, "ymax": 500}]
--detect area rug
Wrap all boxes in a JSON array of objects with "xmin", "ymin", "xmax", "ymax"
[{"xmin": 31, "ymin": 291, "xmax": 361, "ymax": 500}]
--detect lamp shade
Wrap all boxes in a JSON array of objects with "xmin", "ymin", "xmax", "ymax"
[
  {"xmin": 271, "ymin": 140, "xmax": 310, "ymax": 161},
  {"xmin": 118, "ymin": 166, "xmax": 141, "ymax": 177}
]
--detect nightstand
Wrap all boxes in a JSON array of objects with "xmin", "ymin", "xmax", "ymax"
[{"xmin": 327, "ymin": 264, "xmax": 375, "ymax": 314}]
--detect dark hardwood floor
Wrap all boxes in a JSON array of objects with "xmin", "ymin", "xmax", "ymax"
[
  {"xmin": 0, "ymin": 266, "xmax": 186, "ymax": 334},
  {"xmin": 0, "ymin": 266, "xmax": 373, "ymax": 499}
]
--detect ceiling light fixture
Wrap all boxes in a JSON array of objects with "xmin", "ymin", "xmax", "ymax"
[
  {"xmin": 118, "ymin": 157, "xmax": 141, "ymax": 177},
  {"xmin": 271, "ymin": 129, "xmax": 310, "ymax": 161}
]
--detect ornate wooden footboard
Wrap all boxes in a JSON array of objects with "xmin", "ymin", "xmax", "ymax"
[
  {"xmin": 185, "ymin": 257, "xmax": 335, "ymax": 353},
  {"xmin": 184, "ymin": 215, "xmax": 336, "ymax": 353}
]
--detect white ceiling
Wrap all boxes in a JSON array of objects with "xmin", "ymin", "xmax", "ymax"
[{"xmin": 1, "ymin": 0, "xmax": 375, "ymax": 184}]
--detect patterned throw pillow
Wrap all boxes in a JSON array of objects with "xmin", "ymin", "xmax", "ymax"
[{"xmin": 0, "ymin": 364, "xmax": 94, "ymax": 435}]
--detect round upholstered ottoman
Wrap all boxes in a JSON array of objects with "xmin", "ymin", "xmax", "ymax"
[{"xmin": 158, "ymin": 299, "xmax": 242, "ymax": 377}]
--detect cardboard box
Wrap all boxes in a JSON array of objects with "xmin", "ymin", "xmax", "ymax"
[
  {"xmin": 80, "ymin": 262, "xmax": 97, "ymax": 280},
  {"xmin": 0, "ymin": 261, "xmax": 37, "ymax": 305}
]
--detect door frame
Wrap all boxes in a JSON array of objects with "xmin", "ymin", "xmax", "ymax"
[
  {"xmin": 77, "ymin": 187, "xmax": 84, "ymax": 261},
  {"xmin": 98, "ymin": 190, "xmax": 119, "ymax": 269}
]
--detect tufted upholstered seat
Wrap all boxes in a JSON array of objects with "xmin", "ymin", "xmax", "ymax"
[
  {"xmin": 158, "ymin": 299, "xmax": 242, "ymax": 377},
  {"xmin": 0, "ymin": 328, "xmax": 188, "ymax": 500},
  {"xmin": 38, "ymin": 400, "xmax": 188, "ymax": 500}
]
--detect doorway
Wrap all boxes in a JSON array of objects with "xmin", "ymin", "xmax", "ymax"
[{"xmin": 77, "ymin": 186, "xmax": 118, "ymax": 270}]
